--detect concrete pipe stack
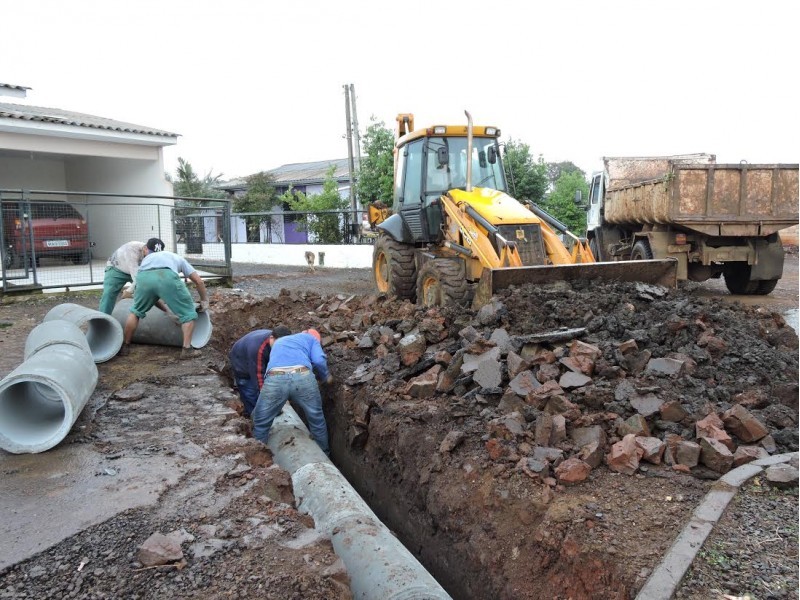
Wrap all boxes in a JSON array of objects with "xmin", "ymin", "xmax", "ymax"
[{"xmin": 0, "ymin": 319, "xmax": 100, "ymax": 454}]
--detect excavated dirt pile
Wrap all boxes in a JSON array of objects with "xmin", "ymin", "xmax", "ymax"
[{"xmin": 210, "ymin": 281, "xmax": 798, "ymax": 600}]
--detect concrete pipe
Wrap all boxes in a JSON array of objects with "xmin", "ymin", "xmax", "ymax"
[
  {"xmin": 111, "ymin": 299, "xmax": 212, "ymax": 349},
  {"xmin": 43, "ymin": 303, "xmax": 123, "ymax": 363},
  {"xmin": 0, "ymin": 321, "xmax": 98, "ymax": 454},
  {"xmin": 268, "ymin": 405, "xmax": 452, "ymax": 600},
  {"xmin": 24, "ymin": 319, "xmax": 93, "ymax": 360}
]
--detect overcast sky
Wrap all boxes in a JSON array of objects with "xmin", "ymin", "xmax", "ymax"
[{"xmin": 3, "ymin": 0, "xmax": 798, "ymax": 183}]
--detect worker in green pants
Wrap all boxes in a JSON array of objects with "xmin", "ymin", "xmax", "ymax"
[{"xmin": 99, "ymin": 240, "xmax": 171, "ymax": 317}]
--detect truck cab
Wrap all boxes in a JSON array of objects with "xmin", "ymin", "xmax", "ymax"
[{"xmin": 585, "ymin": 171, "xmax": 607, "ymax": 258}]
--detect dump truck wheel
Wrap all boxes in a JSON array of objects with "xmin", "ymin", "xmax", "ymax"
[
  {"xmin": 723, "ymin": 264, "xmax": 760, "ymax": 295},
  {"xmin": 373, "ymin": 234, "xmax": 417, "ymax": 300},
  {"xmin": 630, "ymin": 240, "xmax": 653, "ymax": 261},
  {"xmin": 416, "ymin": 259, "xmax": 469, "ymax": 307},
  {"xmin": 589, "ymin": 237, "xmax": 601, "ymax": 261},
  {"xmin": 755, "ymin": 279, "xmax": 779, "ymax": 295}
]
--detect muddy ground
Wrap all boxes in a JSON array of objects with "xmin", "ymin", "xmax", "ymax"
[{"xmin": 0, "ymin": 254, "xmax": 798, "ymax": 600}]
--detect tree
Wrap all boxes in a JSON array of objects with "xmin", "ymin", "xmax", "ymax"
[
  {"xmin": 167, "ymin": 158, "xmax": 226, "ymax": 249},
  {"xmin": 233, "ymin": 171, "xmax": 280, "ymax": 242},
  {"xmin": 355, "ymin": 117, "xmax": 394, "ymax": 205},
  {"xmin": 546, "ymin": 161, "xmax": 585, "ymax": 190},
  {"xmin": 168, "ymin": 157, "xmax": 226, "ymax": 199},
  {"xmin": 501, "ymin": 139, "xmax": 548, "ymax": 203},
  {"xmin": 285, "ymin": 166, "xmax": 349, "ymax": 244},
  {"xmin": 541, "ymin": 171, "xmax": 589, "ymax": 234}
]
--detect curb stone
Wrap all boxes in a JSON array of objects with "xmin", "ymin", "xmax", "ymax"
[{"xmin": 635, "ymin": 452, "xmax": 798, "ymax": 600}]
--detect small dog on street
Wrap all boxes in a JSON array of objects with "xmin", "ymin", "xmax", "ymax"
[{"xmin": 305, "ymin": 251, "xmax": 316, "ymax": 273}]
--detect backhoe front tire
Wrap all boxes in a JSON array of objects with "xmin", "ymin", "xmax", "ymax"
[
  {"xmin": 416, "ymin": 259, "xmax": 469, "ymax": 308},
  {"xmin": 373, "ymin": 234, "xmax": 417, "ymax": 301}
]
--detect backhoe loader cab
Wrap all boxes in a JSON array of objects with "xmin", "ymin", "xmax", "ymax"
[
  {"xmin": 389, "ymin": 124, "xmax": 507, "ymax": 245},
  {"xmin": 373, "ymin": 111, "xmax": 678, "ymax": 308}
]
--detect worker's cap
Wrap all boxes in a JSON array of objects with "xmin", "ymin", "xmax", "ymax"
[
  {"xmin": 146, "ymin": 237, "xmax": 165, "ymax": 252},
  {"xmin": 304, "ymin": 329, "xmax": 321, "ymax": 342}
]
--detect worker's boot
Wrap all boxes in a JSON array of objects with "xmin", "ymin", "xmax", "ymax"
[
  {"xmin": 180, "ymin": 347, "xmax": 202, "ymax": 360},
  {"xmin": 118, "ymin": 343, "xmax": 131, "ymax": 357}
]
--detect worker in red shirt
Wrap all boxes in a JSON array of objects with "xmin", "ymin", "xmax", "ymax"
[{"xmin": 228, "ymin": 325, "xmax": 291, "ymax": 417}]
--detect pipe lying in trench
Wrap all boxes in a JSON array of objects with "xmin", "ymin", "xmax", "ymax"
[
  {"xmin": 111, "ymin": 299, "xmax": 212, "ymax": 348},
  {"xmin": 43, "ymin": 303, "xmax": 123, "ymax": 363},
  {"xmin": 0, "ymin": 320, "xmax": 98, "ymax": 454},
  {"xmin": 267, "ymin": 404, "xmax": 452, "ymax": 600}
]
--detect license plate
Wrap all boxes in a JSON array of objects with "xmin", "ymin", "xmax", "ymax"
[{"xmin": 45, "ymin": 240, "xmax": 70, "ymax": 248}]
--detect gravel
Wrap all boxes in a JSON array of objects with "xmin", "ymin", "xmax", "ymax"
[{"xmin": 675, "ymin": 478, "xmax": 799, "ymax": 600}]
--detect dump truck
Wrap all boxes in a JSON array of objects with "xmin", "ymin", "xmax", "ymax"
[
  {"xmin": 585, "ymin": 155, "xmax": 799, "ymax": 294},
  {"xmin": 372, "ymin": 112, "xmax": 678, "ymax": 308}
]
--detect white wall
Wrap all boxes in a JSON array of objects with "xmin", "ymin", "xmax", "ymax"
[
  {"xmin": 66, "ymin": 154, "xmax": 175, "ymax": 257},
  {"xmin": 205, "ymin": 242, "xmax": 373, "ymax": 268},
  {"xmin": 66, "ymin": 154, "xmax": 172, "ymax": 196},
  {"xmin": 0, "ymin": 155, "xmax": 66, "ymax": 190}
]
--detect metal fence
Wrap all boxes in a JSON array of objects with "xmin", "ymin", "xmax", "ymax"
[
  {"xmin": 231, "ymin": 209, "xmax": 376, "ymax": 245},
  {"xmin": 1, "ymin": 190, "xmax": 231, "ymax": 294}
]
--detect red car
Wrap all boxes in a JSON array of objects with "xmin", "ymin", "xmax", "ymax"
[{"xmin": 2, "ymin": 201, "xmax": 91, "ymax": 269}]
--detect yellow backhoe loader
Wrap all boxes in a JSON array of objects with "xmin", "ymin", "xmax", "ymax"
[{"xmin": 373, "ymin": 111, "xmax": 677, "ymax": 307}]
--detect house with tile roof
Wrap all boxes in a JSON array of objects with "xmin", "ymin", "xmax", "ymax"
[
  {"xmin": 0, "ymin": 83, "xmax": 179, "ymax": 260},
  {"xmin": 219, "ymin": 157, "xmax": 360, "ymax": 244}
]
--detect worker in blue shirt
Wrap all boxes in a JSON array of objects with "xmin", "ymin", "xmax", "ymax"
[
  {"xmin": 228, "ymin": 325, "xmax": 291, "ymax": 417},
  {"xmin": 252, "ymin": 327, "xmax": 333, "ymax": 455}
]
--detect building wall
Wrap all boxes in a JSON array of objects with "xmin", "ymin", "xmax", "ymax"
[
  {"xmin": 0, "ymin": 155, "xmax": 66, "ymax": 190},
  {"xmin": 66, "ymin": 154, "xmax": 175, "ymax": 257},
  {"xmin": 0, "ymin": 131, "xmax": 163, "ymax": 160}
]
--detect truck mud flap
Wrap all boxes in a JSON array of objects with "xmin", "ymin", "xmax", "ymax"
[{"xmin": 473, "ymin": 259, "xmax": 678, "ymax": 309}]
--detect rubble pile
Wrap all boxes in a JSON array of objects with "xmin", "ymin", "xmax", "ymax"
[{"xmin": 313, "ymin": 279, "xmax": 798, "ymax": 484}]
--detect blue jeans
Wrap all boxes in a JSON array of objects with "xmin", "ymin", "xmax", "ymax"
[
  {"xmin": 252, "ymin": 371, "xmax": 329, "ymax": 455},
  {"xmin": 234, "ymin": 376, "xmax": 259, "ymax": 417}
]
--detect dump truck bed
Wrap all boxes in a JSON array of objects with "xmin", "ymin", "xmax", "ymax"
[{"xmin": 604, "ymin": 159, "xmax": 799, "ymax": 237}]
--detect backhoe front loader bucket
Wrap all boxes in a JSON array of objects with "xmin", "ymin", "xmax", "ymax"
[{"xmin": 473, "ymin": 259, "xmax": 678, "ymax": 309}]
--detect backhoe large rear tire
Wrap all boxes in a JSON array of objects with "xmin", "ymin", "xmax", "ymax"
[
  {"xmin": 373, "ymin": 234, "xmax": 417, "ymax": 301},
  {"xmin": 416, "ymin": 259, "xmax": 469, "ymax": 308}
]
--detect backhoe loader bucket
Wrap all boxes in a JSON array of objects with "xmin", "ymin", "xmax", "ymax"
[{"xmin": 473, "ymin": 259, "xmax": 678, "ymax": 309}]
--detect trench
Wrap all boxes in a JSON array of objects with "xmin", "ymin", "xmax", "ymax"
[
  {"xmin": 211, "ymin": 312, "xmax": 632, "ymax": 599},
  {"xmin": 229, "ymin": 375, "xmax": 630, "ymax": 599},
  {"xmin": 322, "ymin": 384, "xmax": 631, "ymax": 600}
]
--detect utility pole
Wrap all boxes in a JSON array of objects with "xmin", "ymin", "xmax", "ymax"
[
  {"xmin": 349, "ymin": 84, "xmax": 362, "ymax": 169},
  {"xmin": 343, "ymin": 84, "xmax": 356, "ymax": 213}
]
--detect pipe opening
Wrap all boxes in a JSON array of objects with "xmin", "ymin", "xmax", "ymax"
[
  {"xmin": 84, "ymin": 317, "xmax": 124, "ymax": 362},
  {"xmin": 0, "ymin": 380, "xmax": 68, "ymax": 447},
  {"xmin": 43, "ymin": 304, "xmax": 123, "ymax": 363},
  {"xmin": 191, "ymin": 311, "xmax": 212, "ymax": 348}
]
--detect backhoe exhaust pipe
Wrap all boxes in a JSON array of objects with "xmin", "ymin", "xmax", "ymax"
[{"xmin": 465, "ymin": 110, "xmax": 473, "ymax": 192}]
